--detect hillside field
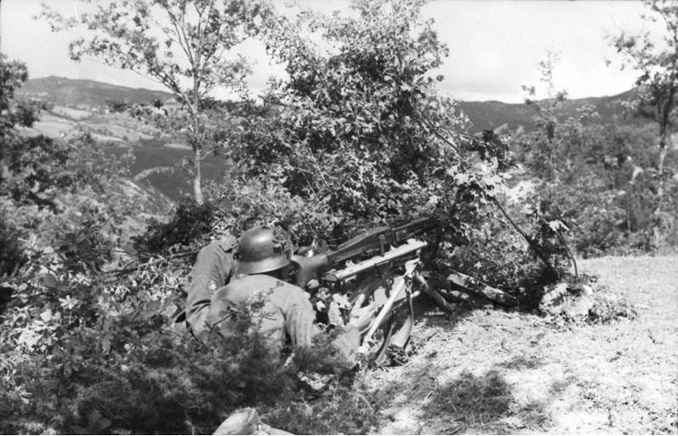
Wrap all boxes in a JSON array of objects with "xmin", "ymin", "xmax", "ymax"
[{"xmin": 366, "ymin": 256, "xmax": 677, "ymax": 435}]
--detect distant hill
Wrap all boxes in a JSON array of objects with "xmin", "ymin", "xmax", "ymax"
[
  {"xmin": 19, "ymin": 76, "xmax": 174, "ymax": 110},
  {"xmin": 17, "ymin": 77, "xmax": 222, "ymax": 202},
  {"xmin": 458, "ymin": 89, "xmax": 638, "ymax": 132},
  {"xmin": 20, "ymin": 76, "xmax": 638, "ymax": 132}
]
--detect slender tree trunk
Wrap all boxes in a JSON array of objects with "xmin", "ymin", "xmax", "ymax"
[
  {"xmin": 658, "ymin": 133, "xmax": 668, "ymax": 175},
  {"xmin": 193, "ymin": 147, "xmax": 204, "ymax": 205},
  {"xmin": 657, "ymin": 89, "xmax": 674, "ymax": 176},
  {"xmin": 191, "ymin": 70, "xmax": 204, "ymax": 204},
  {"xmin": 658, "ymin": 123, "xmax": 669, "ymax": 175},
  {"xmin": 657, "ymin": 127, "xmax": 669, "ymax": 199}
]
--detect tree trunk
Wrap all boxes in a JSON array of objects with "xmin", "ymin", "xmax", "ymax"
[
  {"xmin": 656, "ymin": 88, "xmax": 674, "ymax": 177},
  {"xmin": 658, "ymin": 138, "xmax": 668, "ymax": 176},
  {"xmin": 658, "ymin": 128, "xmax": 669, "ymax": 175},
  {"xmin": 193, "ymin": 147, "xmax": 204, "ymax": 205}
]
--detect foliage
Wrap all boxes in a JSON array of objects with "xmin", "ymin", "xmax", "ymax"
[
  {"xmin": 0, "ymin": 56, "xmax": 134, "ymax": 278},
  {"xmin": 0, "ymin": 216, "xmax": 25, "ymax": 277},
  {"xmin": 444, "ymin": 196, "xmax": 574, "ymax": 308},
  {"xmin": 42, "ymin": 0, "xmax": 270, "ymax": 204},
  {"xmin": 134, "ymin": 200, "xmax": 219, "ymax": 254},
  {"xmin": 251, "ymin": 0, "xmax": 468, "ymax": 224},
  {"xmin": 512, "ymin": 98, "xmax": 678, "ymax": 257},
  {"xmin": 227, "ymin": 0, "xmax": 567, "ymax": 294},
  {"xmin": 262, "ymin": 381, "xmax": 380, "ymax": 434},
  {"xmin": 205, "ymin": 166, "xmax": 342, "ymax": 246},
  {"xmin": 0, "ymin": 229, "xmax": 381, "ymax": 434},
  {"xmin": 0, "ymin": 51, "xmax": 380, "ymax": 430},
  {"xmin": 609, "ymin": 0, "xmax": 678, "ymax": 173},
  {"xmin": 0, "ymin": 56, "xmax": 62, "ymax": 210},
  {"xmin": 0, "ymin": 244, "xmax": 280, "ymax": 433},
  {"xmin": 520, "ymin": 51, "xmax": 571, "ymax": 183},
  {"xmin": 508, "ymin": 51, "xmax": 678, "ymax": 258},
  {"xmin": 588, "ymin": 291, "xmax": 638, "ymax": 324}
]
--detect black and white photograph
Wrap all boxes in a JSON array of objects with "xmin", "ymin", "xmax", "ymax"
[{"xmin": 0, "ymin": 0, "xmax": 676, "ymax": 434}]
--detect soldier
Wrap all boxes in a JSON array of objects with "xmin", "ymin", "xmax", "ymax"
[
  {"xmin": 188, "ymin": 226, "xmax": 375, "ymax": 368},
  {"xmin": 183, "ymin": 236, "xmax": 238, "ymax": 340}
]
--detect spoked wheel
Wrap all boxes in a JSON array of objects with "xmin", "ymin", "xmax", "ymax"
[
  {"xmin": 364, "ymin": 303, "xmax": 414, "ymax": 367},
  {"xmin": 370, "ymin": 316, "xmax": 395, "ymax": 367}
]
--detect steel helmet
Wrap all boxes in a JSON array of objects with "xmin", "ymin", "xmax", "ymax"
[{"xmin": 235, "ymin": 226, "xmax": 291, "ymax": 275}]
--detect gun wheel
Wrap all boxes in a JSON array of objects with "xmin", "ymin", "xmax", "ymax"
[
  {"xmin": 366, "ymin": 305, "xmax": 413, "ymax": 367},
  {"xmin": 370, "ymin": 317, "xmax": 395, "ymax": 367}
]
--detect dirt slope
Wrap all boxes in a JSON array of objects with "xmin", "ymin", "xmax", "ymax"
[{"xmin": 367, "ymin": 256, "xmax": 678, "ymax": 434}]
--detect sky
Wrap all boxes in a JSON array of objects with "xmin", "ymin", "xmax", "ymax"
[{"xmin": 0, "ymin": 0, "xmax": 659, "ymax": 103}]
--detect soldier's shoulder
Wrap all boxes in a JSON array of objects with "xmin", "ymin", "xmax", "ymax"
[
  {"xmin": 238, "ymin": 275, "xmax": 301, "ymax": 292},
  {"xmin": 216, "ymin": 234, "xmax": 238, "ymax": 252}
]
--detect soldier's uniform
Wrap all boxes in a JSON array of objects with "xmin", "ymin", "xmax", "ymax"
[
  {"xmin": 185, "ymin": 238, "xmax": 237, "ymax": 338},
  {"xmin": 207, "ymin": 274, "xmax": 360, "ymax": 365},
  {"xmin": 185, "ymin": 228, "xmax": 362, "ymax": 368}
]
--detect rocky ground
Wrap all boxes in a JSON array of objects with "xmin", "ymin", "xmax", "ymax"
[{"xmin": 366, "ymin": 256, "xmax": 678, "ymax": 434}]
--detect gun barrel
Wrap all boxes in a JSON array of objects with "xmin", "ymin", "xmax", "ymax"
[
  {"xmin": 327, "ymin": 239, "xmax": 427, "ymax": 282},
  {"xmin": 327, "ymin": 216, "xmax": 438, "ymax": 266},
  {"xmin": 392, "ymin": 216, "xmax": 438, "ymax": 243}
]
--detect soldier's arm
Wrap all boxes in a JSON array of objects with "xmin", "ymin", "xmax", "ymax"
[
  {"xmin": 279, "ymin": 284, "xmax": 365, "ymax": 370},
  {"xmin": 281, "ymin": 287, "xmax": 317, "ymax": 349},
  {"xmin": 330, "ymin": 296, "xmax": 376, "ymax": 366},
  {"xmin": 185, "ymin": 241, "xmax": 235, "ymax": 337}
]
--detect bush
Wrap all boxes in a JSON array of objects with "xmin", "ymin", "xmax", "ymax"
[
  {"xmin": 444, "ymin": 199, "xmax": 572, "ymax": 309},
  {"xmin": 262, "ymin": 382, "xmax": 380, "ymax": 434},
  {"xmin": 133, "ymin": 201, "xmax": 219, "ymax": 255},
  {"xmin": 0, "ymin": 246, "xmax": 380, "ymax": 434},
  {"xmin": 0, "ymin": 213, "xmax": 25, "ymax": 277}
]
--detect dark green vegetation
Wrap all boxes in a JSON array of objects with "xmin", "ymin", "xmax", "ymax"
[{"xmin": 1, "ymin": 0, "xmax": 677, "ymax": 434}]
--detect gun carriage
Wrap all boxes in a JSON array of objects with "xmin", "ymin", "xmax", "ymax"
[{"xmin": 290, "ymin": 216, "xmax": 459, "ymax": 366}]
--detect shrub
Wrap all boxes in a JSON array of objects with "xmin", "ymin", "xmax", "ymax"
[
  {"xmin": 0, "ymin": 248, "xmax": 381, "ymax": 434},
  {"xmin": 134, "ymin": 201, "xmax": 219, "ymax": 255},
  {"xmin": 0, "ymin": 213, "xmax": 25, "ymax": 277}
]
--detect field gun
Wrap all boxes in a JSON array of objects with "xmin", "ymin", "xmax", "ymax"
[
  {"xmin": 290, "ymin": 215, "xmax": 519, "ymax": 365},
  {"xmin": 291, "ymin": 216, "xmax": 439, "ymax": 289},
  {"xmin": 290, "ymin": 216, "xmax": 458, "ymax": 365}
]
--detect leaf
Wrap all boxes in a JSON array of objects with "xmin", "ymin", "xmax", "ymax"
[
  {"xmin": 42, "ymin": 273, "xmax": 58, "ymax": 289},
  {"xmin": 39, "ymin": 309, "xmax": 53, "ymax": 322},
  {"xmin": 548, "ymin": 220, "xmax": 569, "ymax": 232},
  {"xmin": 87, "ymin": 409, "xmax": 102, "ymax": 428},
  {"xmin": 102, "ymin": 338, "xmax": 111, "ymax": 354}
]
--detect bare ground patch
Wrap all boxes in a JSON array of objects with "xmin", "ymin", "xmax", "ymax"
[{"xmin": 367, "ymin": 256, "xmax": 678, "ymax": 434}]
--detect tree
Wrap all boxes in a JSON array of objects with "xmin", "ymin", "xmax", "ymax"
[
  {"xmin": 42, "ymin": 0, "xmax": 269, "ymax": 204},
  {"xmin": 520, "ymin": 51, "xmax": 568, "ymax": 184},
  {"xmin": 0, "ymin": 55, "xmax": 65, "ymax": 210},
  {"xmin": 236, "ymin": 0, "xmax": 497, "ymax": 232},
  {"xmin": 610, "ymin": 0, "xmax": 678, "ymax": 175}
]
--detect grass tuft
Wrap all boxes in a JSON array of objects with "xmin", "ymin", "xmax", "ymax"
[{"xmin": 424, "ymin": 370, "xmax": 512, "ymax": 428}]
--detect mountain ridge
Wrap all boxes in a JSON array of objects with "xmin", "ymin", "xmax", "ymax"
[
  {"xmin": 20, "ymin": 76, "xmax": 638, "ymax": 131},
  {"xmin": 457, "ymin": 89, "xmax": 637, "ymax": 131},
  {"xmin": 19, "ymin": 76, "xmax": 174, "ymax": 110}
]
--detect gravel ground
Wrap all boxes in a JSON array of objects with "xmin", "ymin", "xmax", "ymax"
[{"xmin": 366, "ymin": 256, "xmax": 678, "ymax": 434}]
